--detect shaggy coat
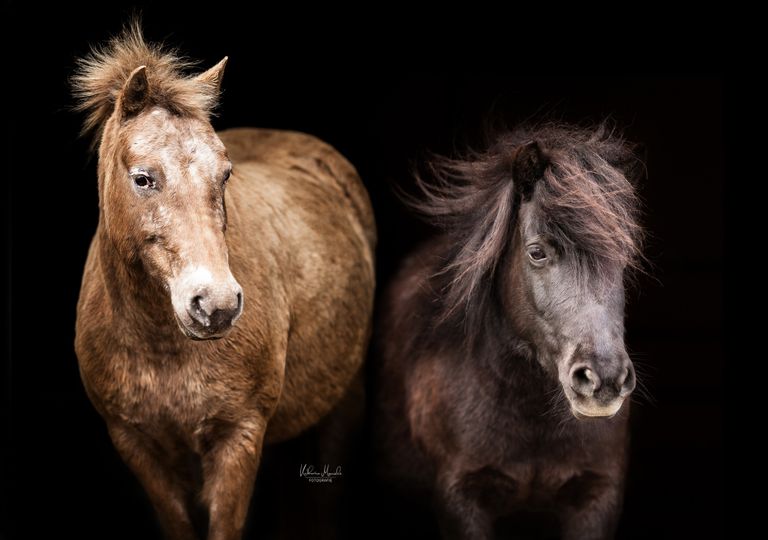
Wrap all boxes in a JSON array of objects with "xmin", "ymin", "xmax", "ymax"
[
  {"xmin": 374, "ymin": 125, "xmax": 642, "ymax": 540},
  {"xmin": 73, "ymin": 25, "xmax": 375, "ymax": 540}
]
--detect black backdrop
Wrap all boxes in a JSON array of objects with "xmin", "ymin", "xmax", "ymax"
[{"xmin": 5, "ymin": 5, "xmax": 723, "ymax": 539}]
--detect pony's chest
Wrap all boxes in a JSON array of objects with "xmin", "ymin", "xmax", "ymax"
[
  {"xmin": 454, "ymin": 460, "xmax": 600, "ymax": 511},
  {"xmin": 453, "ymin": 408, "xmax": 615, "ymax": 506},
  {"xmin": 98, "ymin": 356, "xmax": 222, "ymax": 431}
]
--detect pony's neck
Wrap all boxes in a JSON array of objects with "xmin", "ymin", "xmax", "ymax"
[
  {"xmin": 446, "ymin": 277, "xmax": 560, "ymax": 414},
  {"xmin": 95, "ymin": 222, "xmax": 182, "ymax": 344},
  {"xmin": 474, "ymin": 336, "xmax": 565, "ymax": 418}
]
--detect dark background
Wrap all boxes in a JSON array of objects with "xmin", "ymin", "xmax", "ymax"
[{"xmin": 5, "ymin": 4, "xmax": 723, "ymax": 539}]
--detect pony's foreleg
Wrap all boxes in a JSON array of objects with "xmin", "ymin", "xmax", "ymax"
[
  {"xmin": 107, "ymin": 423, "xmax": 198, "ymax": 540},
  {"xmin": 201, "ymin": 416, "xmax": 266, "ymax": 540},
  {"xmin": 559, "ymin": 481, "xmax": 623, "ymax": 540},
  {"xmin": 434, "ymin": 473, "xmax": 494, "ymax": 540}
]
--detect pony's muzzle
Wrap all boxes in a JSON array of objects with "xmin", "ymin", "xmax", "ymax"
[
  {"xmin": 185, "ymin": 282, "xmax": 243, "ymax": 338},
  {"xmin": 566, "ymin": 357, "xmax": 635, "ymax": 418},
  {"xmin": 170, "ymin": 267, "xmax": 244, "ymax": 340}
]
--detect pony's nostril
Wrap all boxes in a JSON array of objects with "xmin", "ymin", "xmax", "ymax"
[
  {"xmin": 189, "ymin": 294, "xmax": 211, "ymax": 326},
  {"xmin": 571, "ymin": 366, "xmax": 599, "ymax": 397},
  {"xmin": 575, "ymin": 368, "xmax": 594, "ymax": 385},
  {"xmin": 616, "ymin": 368, "xmax": 628, "ymax": 387},
  {"xmin": 236, "ymin": 292, "xmax": 243, "ymax": 311},
  {"xmin": 620, "ymin": 365, "xmax": 636, "ymax": 396},
  {"xmin": 191, "ymin": 295, "xmax": 204, "ymax": 314}
]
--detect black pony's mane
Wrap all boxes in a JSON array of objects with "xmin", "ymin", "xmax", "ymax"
[{"xmin": 405, "ymin": 123, "xmax": 644, "ymax": 351}]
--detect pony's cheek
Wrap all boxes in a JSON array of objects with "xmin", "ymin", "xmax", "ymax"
[{"xmin": 139, "ymin": 242, "xmax": 176, "ymax": 287}]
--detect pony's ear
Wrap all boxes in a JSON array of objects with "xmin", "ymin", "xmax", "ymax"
[
  {"xmin": 196, "ymin": 57, "xmax": 228, "ymax": 92},
  {"xmin": 119, "ymin": 65, "xmax": 149, "ymax": 118},
  {"xmin": 513, "ymin": 141, "xmax": 549, "ymax": 200}
]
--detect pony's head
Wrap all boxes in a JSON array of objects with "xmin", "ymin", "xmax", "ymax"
[
  {"xmin": 414, "ymin": 124, "xmax": 644, "ymax": 418},
  {"xmin": 73, "ymin": 24, "xmax": 241, "ymax": 340}
]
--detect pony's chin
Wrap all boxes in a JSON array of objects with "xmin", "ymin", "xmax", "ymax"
[
  {"xmin": 174, "ymin": 314, "xmax": 230, "ymax": 341},
  {"xmin": 569, "ymin": 400, "xmax": 624, "ymax": 420}
]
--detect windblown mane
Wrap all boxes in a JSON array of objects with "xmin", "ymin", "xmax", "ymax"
[
  {"xmin": 408, "ymin": 123, "xmax": 644, "ymax": 339},
  {"xmin": 71, "ymin": 21, "xmax": 219, "ymax": 144}
]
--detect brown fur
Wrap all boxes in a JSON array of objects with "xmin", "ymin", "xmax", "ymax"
[
  {"xmin": 72, "ymin": 22, "xmax": 219, "ymax": 146},
  {"xmin": 73, "ymin": 25, "xmax": 375, "ymax": 540}
]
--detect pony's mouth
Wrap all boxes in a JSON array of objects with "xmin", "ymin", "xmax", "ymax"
[
  {"xmin": 173, "ymin": 313, "xmax": 229, "ymax": 341},
  {"xmin": 568, "ymin": 398, "xmax": 625, "ymax": 420}
]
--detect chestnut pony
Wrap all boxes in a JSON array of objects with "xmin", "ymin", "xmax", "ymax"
[
  {"xmin": 374, "ymin": 125, "xmax": 643, "ymax": 539},
  {"xmin": 73, "ymin": 26, "xmax": 375, "ymax": 540}
]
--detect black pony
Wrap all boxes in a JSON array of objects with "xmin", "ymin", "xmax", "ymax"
[{"xmin": 373, "ymin": 124, "xmax": 644, "ymax": 539}]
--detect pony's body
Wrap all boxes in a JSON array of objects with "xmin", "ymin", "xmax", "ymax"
[
  {"xmin": 375, "ymin": 241, "xmax": 628, "ymax": 539},
  {"xmin": 74, "ymin": 28, "xmax": 374, "ymax": 540},
  {"xmin": 373, "ymin": 126, "xmax": 642, "ymax": 539},
  {"xmin": 77, "ymin": 127, "xmax": 375, "ymax": 443}
]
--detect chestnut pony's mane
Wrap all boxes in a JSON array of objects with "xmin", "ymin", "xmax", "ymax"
[{"xmin": 71, "ymin": 22, "xmax": 219, "ymax": 144}]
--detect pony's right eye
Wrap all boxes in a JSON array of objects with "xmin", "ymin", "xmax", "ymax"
[
  {"xmin": 527, "ymin": 244, "xmax": 548, "ymax": 264},
  {"xmin": 133, "ymin": 174, "xmax": 155, "ymax": 189}
]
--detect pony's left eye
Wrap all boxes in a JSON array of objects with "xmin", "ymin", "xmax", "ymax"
[
  {"xmin": 527, "ymin": 245, "xmax": 547, "ymax": 263},
  {"xmin": 222, "ymin": 169, "xmax": 232, "ymax": 185}
]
